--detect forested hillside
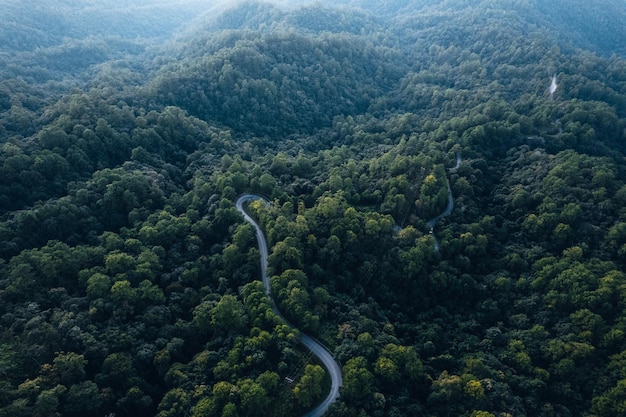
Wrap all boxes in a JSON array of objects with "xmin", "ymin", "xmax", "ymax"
[{"xmin": 1, "ymin": 1, "xmax": 626, "ymax": 416}]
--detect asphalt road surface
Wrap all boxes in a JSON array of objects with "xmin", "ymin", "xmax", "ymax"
[
  {"xmin": 426, "ymin": 153, "xmax": 462, "ymax": 251},
  {"xmin": 236, "ymin": 194, "xmax": 343, "ymax": 417}
]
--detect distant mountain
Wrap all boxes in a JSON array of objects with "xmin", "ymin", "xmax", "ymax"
[
  {"xmin": 296, "ymin": 0, "xmax": 626, "ymax": 57},
  {"xmin": 148, "ymin": 0, "xmax": 626, "ymax": 137},
  {"xmin": 533, "ymin": 0, "xmax": 626, "ymax": 56},
  {"xmin": 180, "ymin": 1, "xmax": 386, "ymax": 39},
  {"xmin": 0, "ymin": 0, "xmax": 215, "ymax": 52},
  {"xmin": 152, "ymin": 2, "xmax": 405, "ymax": 136},
  {"xmin": 151, "ymin": 29, "xmax": 406, "ymax": 136}
]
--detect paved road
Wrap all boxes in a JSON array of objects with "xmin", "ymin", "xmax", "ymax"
[
  {"xmin": 236, "ymin": 194, "xmax": 343, "ymax": 417},
  {"xmin": 426, "ymin": 182, "xmax": 454, "ymax": 230},
  {"xmin": 453, "ymin": 151, "xmax": 462, "ymax": 170},
  {"xmin": 426, "ymin": 153, "xmax": 462, "ymax": 249}
]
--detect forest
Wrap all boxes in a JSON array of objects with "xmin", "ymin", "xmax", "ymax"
[{"xmin": 1, "ymin": 0, "xmax": 626, "ymax": 416}]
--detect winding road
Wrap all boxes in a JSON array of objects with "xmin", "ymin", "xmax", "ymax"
[
  {"xmin": 235, "ymin": 154, "xmax": 459, "ymax": 413},
  {"xmin": 426, "ymin": 182, "xmax": 454, "ymax": 230},
  {"xmin": 426, "ymin": 153, "xmax": 462, "ymax": 250},
  {"xmin": 236, "ymin": 194, "xmax": 343, "ymax": 417}
]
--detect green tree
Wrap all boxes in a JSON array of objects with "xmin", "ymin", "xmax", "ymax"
[
  {"xmin": 86, "ymin": 272, "xmax": 112, "ymax": 299},
  {"xmin": 105, "ymin": 251, "xmax": 135, "ymax": 276},
  {"xmin": 64, "ymin": 381, "xmax": 103, "ymax": 416},
  {"xmin": 342, "ymin": 356, "xmax": 374, "ymax": 402},
  {"xmin": 293, "ymin": 364, "xmax": 325, "ymax": 408},
  {"xmin": 429, "ymin": 371, "xmax": 463, "ymax": 406},
  {"xmin": 157, "ymin": 388, "xmax": 190, "ymax": 417},
  {"xmin": 97, "ymin": 352, "xmax": 134, "ymax": 389},
  {"xmin": 33, "ymin": 385, "xmax": 66, "ymax": 417},
  {"xmin": 110, "ymin": 280, "xmax": 137, "ymax": 308},
  {"xmin": 238, "ymin": 378, "xmax": 270, "ymax": 417},
  {"xmin": 53, "ymin": 352, "xmax": 86, "ymax": 385},
  {"xmin": 212, "ymin": 294, "xmax": 247, "ymax": 335},
  {"xmin": 591, "ymin": 379, "xmax": 626, "ymax": 417}
]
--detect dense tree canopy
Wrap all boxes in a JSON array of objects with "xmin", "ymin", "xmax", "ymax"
[{"xmin": 1, "ymin": 1, "xmax": 626, "ymax": 416}]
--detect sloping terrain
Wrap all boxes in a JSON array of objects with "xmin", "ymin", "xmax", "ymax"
[{"xmin": 0, "ymin": 1, "xmax": 625, "ymax": 417}]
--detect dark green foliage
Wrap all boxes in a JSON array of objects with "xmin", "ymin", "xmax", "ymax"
[
  {"xmin": 1, "ymin": 1, "xmax": 626, "ymax": 417},
  {"xmin": 152, "ymin": 30, "xmax": 405, "ymax": 136}
]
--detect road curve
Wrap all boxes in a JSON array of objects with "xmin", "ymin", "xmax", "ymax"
[
  {"xmin": 426, "ymin": 182, "xmax": 454, "ymax": 230},
  {"xmin": 235, "ymin": 194, "xmax": 343, "ymax": 417},
  {"xmin": 426, "ymin": 153, "xmax": 462, "ymax": 250}
]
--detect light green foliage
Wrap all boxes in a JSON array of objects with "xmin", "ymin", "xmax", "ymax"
[
  {"xmin": 211, "ymin": 294, "xmax": 247, "ymax": 334},
  {"xmin": 342, "ymin": 357, "xmax": 374, "ymax": 402},
  {"xmin": 293, "ymin": 364, "xmax": 325, "ymax": 408},
  {"xmin": 110, "ymin": 280, "xmax": 137, "ymax": 306},
  {"xmin": 86, "ymin": 272, "xmax": 112, "ymax": 299},
  {"xmin": 157, "ymin": 388, "xmax": 190, "ymax": 417},
  {"xmin": 105, "ymin": 251, "xmax": 135, "ymax": 276},
  {"xmin": 53, "ymin": 352, "xmax": 87, "ymax": 385},
  {"xmin": 430, "ymin": 371, "xmax": 463, "ymax": 404}
]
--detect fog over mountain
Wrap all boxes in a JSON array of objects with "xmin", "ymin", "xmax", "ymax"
[{"xmin": 1, "ymin": 1, "xmax": 626, "ymax": 417}]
